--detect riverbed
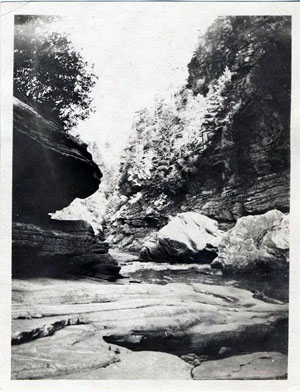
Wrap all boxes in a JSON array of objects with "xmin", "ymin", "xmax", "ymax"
[{"xmin": 11, "ymin": 252, "xmax": 288, "ymax": 379}]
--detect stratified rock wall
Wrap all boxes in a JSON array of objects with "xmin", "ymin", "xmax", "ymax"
[
  {"xmin": 185, "ymin": 15, "xmax": 290, "ymax": 217},
  {"xmin": 12, "ymin": 98, "xmax": 119, "ymax": 279},
  {"xmin": 107, "ymin": 16, "xmax": 290, "ymax": 251},
  {"xmin": 12, "ymin": 220, "xmax": 121, "ymax": 279}
]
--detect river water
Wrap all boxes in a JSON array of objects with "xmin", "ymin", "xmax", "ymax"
[
  {"xmin": 118, "ymin": 259, "xmax": 289, "ymax": 304},
  {"xmin": 105, "ymin": 255, "xmax": 289, "ymax": 357}
]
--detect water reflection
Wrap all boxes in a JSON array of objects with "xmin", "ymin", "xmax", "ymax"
[{"xmin": 120, "ymin": 261, "xmax": 289, "ymax": 303}]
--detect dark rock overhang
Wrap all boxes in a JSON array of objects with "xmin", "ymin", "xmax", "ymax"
[{"xmin": 13, "ymin": 97, "xmax": 102, "ymax": 222}]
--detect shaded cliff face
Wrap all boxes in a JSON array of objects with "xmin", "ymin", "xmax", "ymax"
[
  {"xmin": 186, "ymin": 15, "xmax": 290, "ymax": 217},
  {"xmin": 13, "ymin": 97, "xmax": 102, "ymax": 223},
  {"xmin": 107, "ymin": 16, "xmax": 290, "ymax": 251},
  {"xmin": 12, "ymin": 98, "xmax": 120, "ymax": 279}
]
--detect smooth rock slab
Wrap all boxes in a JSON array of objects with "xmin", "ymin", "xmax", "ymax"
[
  {"xmin": 54, "ymin": 351, "xmax": 192, "ymax": 380},
  {"xmin": 192, "ymin": 352, "xmax": 287, "ymax": 379},
  {"xmin": 12, "ymin": 277, "xmax": 288, "ymax": 379},
  {"xmin": 12, "ymin": 324, "xmax": 122, "ymax": 380}
]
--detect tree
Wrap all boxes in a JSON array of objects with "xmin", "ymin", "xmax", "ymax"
[{"xmin": 14, "ymin": 15, "xmax": 98, "ymax": 130}]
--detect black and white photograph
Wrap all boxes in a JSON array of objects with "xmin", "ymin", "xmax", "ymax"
[{"xmin": 1, "ymin": 1, "xmax": 299, "ymax": 388}]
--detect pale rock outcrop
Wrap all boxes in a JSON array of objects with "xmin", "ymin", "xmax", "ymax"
[
  {"xmin": 212, "ymin": 210, "xmax": 289, "ymax": 273},
  {"xmin": 57, "ymin": 351, "xmax": 192, "ymax": 380},
  {"xmin": 140, "ymin": 212, "xmax": 223, "ymax": 263}
]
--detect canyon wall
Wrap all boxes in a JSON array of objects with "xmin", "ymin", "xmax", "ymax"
[{"xmin": 107, "ymin": 16, "xmax": 290, "ymax": 252}]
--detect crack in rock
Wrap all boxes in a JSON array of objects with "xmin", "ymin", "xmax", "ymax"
[{"xmin": 12, "ymin": 317, "xmax": 86, "ymax": 345}]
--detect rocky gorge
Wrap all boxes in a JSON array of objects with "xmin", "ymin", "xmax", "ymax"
[
  {"xmin": 11, "ymin": 15, "xmax": 290, "ymax": 380},
  {"xmin": 107, "ymin": 16, "xmax": 290, "ymax": 253}
]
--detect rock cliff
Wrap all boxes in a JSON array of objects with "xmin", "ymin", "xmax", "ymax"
[
  {"xmin": 13, "ymin": 97, "xmax": 102, "ymax": 222},
  {"xmin": 107, "ymin": 16, "xmax": 290, "ymax": 252},
  {"xmin": 12, "ymin": 97, "xmax": 120, "ymax": 279}
]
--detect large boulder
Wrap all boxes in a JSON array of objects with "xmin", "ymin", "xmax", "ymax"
[
  {"xmin": 212, "ymin": 210, "xmax": 289, "ymax": 274},
  {"xmin": 140, "ymin": 212, "xmax": 223, "ymax": 263}
]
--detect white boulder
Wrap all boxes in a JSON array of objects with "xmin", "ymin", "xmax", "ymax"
[
  {"xmin": 212, "ymin": 210, "xmax": 289, "ymax": 273},
  {"xmin": 140, "ymin": 212, "xmax": 223, "ymax": 263}
]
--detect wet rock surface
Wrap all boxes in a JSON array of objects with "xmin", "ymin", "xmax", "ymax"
[
  {"xmin": 12, "ymin": 259, "xmax": 288, "ymax": 379},
  {"xmin": 140, "ymin": 212, "xmax": 223, "ymax": 263},
  {"xmin": 212, "ymin": 210, "xmax": 289, "ymax": 274}
]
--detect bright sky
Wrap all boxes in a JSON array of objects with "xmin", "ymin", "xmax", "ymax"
[{"xmin": 52, "ymin": 4, "xmax": 217, "ymax": 169}]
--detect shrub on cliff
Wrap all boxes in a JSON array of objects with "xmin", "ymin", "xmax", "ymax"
[{"xmin": 14, "ymin": 15, "xmax": 98, "ymax": 130}]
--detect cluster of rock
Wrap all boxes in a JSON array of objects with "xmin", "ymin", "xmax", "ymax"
[
  {"xmin": 140, "ymin": 210, "xmax": 289, "ymax": 275},
  {"xmin": 12, "ymin": 97, "xmax": 120, "ymax": 280},
  {"xmin": 107, "ymin": 195, "xmax": 168, "ymax": 252}
]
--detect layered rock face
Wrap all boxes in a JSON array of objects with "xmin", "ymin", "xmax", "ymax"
[
  {"xmin": 12, "ymin": 97, "xmax": 120, "ymax": 279},
  {"xmin": 212, "ymin": 210, "xmax": 289, "ymax": 274},
  {"xmin": 107, "ymin": 16, "xmax": 290, "ymax": 251},
  {"xmin": 185, "ymin": 16, "xmax": 290, "ymax": 218},
  {"xmin": 12, "ymin": 220, "xmax": 120, "ymax": 279},
  {"xmin": 140, "ymin": 212, "xmax": 223, "ymax": 263}
]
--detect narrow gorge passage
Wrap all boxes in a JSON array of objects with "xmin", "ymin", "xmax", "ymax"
[{"xmin": 11, "ymin": 11, "xmax": 290, "ymax": 381}]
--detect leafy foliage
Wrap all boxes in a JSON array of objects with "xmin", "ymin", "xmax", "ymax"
[
  {"xmin": 14, "ymin": 15, "xmax": 98, "ymax": 130},
  {"xmin": 118, "ymin": 66, "xmax": 234, "ymax": 198}
]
